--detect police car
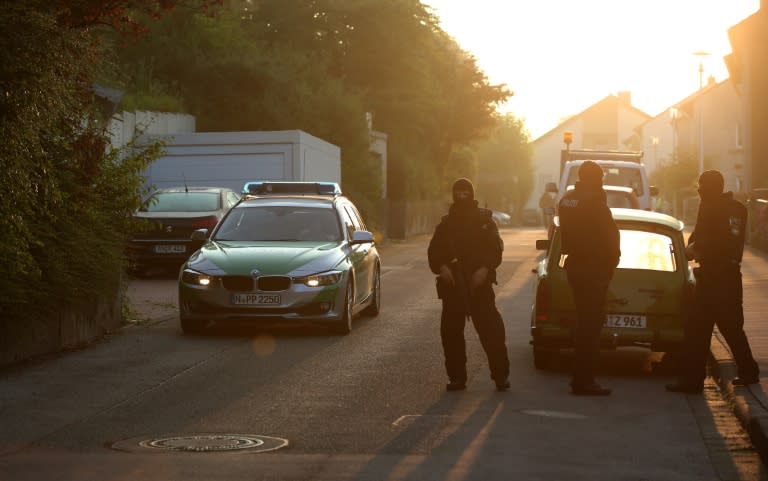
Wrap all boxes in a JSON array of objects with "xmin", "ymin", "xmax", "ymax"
[
  {"xmin": 178, "ymin": 182, "xmax": 381, "ymax": 334},
  {"xmin": 530, "ymin": 209, "xmax": 695, "ymax": 368}
]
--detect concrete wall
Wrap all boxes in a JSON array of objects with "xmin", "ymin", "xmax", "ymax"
[{"xmin": 0, "ymin": 290, "xmax": 122, "ymax": 367}]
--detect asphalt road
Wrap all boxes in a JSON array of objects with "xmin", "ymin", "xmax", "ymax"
[{"xmin": 0, "ymin": 228, "xmax": 766, "ymax": 481}]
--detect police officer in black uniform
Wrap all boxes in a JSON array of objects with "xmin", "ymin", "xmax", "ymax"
[
  {"xmin": 666, "ymin": 170, "xmax": 760, "ymax": 393},
  {"xmin": 428, "ymin": 178, "xmax": 511, "ymax": 392},
  {"xmin": 558, "ymin": 161, "xmax": 621, "ymax": 396}
]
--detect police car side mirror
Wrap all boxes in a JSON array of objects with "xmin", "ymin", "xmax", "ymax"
[{"xmin": 350, "ymin": 230, "xmax": 374, "ymax": 245}]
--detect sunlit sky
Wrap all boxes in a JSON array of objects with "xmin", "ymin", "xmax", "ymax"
[{"xmin": 423, "ymin": 0, "xmax": 760, "ymax": 139}]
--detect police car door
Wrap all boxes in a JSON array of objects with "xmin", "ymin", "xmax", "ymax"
[{"xmin": 341, "ymin": 203, "xmax": 373, "ymax": 307}]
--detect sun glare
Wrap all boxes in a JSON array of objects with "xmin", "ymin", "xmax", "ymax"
[{"xmin": 424, "ymin": 0, "xmax": 760, "ymax": 138}]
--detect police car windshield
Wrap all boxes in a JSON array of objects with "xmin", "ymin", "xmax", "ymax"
[{"xmin": 214, "ymin": 205, "xmax": 342, "ymax": 242}]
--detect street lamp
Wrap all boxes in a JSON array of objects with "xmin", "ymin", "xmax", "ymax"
[
  {"xmin": 669, "ymin": 107, "xmax": 679, "ymax": 161},
  {"xmin": 693, "ymin": 51, "xmax": 710, "ymax": 174},
  {"xmin": 693, "ymin": 51, "xmax": 711, "ymax": 89}
]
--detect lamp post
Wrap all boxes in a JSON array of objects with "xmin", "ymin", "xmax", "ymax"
[
  {"xmin": 693, "ymin": 51, "xmax": 710, "ymax": 174},
  {"xmin": 669, "ymin": 107, "xmax": 679, "ymax": 161}
]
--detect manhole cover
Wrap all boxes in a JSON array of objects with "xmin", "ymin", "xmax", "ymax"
[
  {"xmin": 111, "ymin": 433, "xmax": 288, "ymax": 454},
  {"xmin": 519, "ymin": 409, "xmax": 587, "ymax": 420}
]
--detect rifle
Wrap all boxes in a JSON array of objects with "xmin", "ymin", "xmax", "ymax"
[{"xmin": 450, "ymin": 259, "xmax": 472, "ymax": 320}]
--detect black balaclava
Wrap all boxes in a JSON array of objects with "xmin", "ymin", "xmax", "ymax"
[
  {"xmin": 697, "ymin": 169, "xmax": 724, "ymax": 202},
  {"xmin": 578, "ymin": 160, "xmax": 604, "ymax": 189},
  {"xmin": 452, "ymin": 178, "xmax": 475, "ymax": 209}
]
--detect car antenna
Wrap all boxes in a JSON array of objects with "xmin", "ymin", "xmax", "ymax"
[{"xmin": 183, "ymin": 173, "xmax": 188, "ymax": 193}]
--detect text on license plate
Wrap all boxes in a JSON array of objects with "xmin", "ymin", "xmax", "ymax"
[
  {"xmin": 231, "ymin": 294, "xmax": 281, "ymax": 305},
  {"xmin": 604, "ymin": 314, "xmax": 647, "ymax": 328},
  {"xmin": 154, "ymin": 245, "xmax": 186, "ymax": 254}
]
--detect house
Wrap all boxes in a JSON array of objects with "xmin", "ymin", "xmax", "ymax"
[
  {"xmin": 633, "ymin": 78, "xmax": 745, "ymax": 220},
  {"xmin": 527, "ymin": 92, "xmax": 651, "ymax": 213},
  {"xmin": 726, "ymin": 1, "xmax": 768, "ymax": 191}
]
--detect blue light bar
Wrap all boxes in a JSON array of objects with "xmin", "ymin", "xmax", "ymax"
[{"xmin": 242, "ymin": 181, "xmax": 342, "ymax": 196}]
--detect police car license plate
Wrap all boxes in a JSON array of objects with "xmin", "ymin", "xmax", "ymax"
[
  {"xmin": 231, "ymin": 294, "xmax": 281, "ymax": 305},
  {"xmin": 604, "ymin": 314, "xmax": 647, "ymax": 328},
  {"xmin": 154, "ymin": 245, "xmax": 186, "ymax": 254}
]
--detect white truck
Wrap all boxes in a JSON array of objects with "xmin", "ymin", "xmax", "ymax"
[
  {"xmin": 140, "ymin": 130, "xmax": 341, "ymax": 193},
  {"xmin": 546, "ymin": 149, "xmax": 658, "ymax": 211}
]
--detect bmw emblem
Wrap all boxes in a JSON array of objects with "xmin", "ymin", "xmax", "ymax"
[
  {"xmin": 165, "ymin": 225, "xmax": 173, "ymax": 233},
  {"xmin": 250, "ymin": 269, "xmax": 261, "ymax": 278}
]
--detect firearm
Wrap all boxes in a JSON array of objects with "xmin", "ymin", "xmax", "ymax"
[{"xmin": 449, "ymin": 259, "xmax": 472, "ymax": 319}]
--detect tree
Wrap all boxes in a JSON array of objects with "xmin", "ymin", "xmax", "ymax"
[
  {"xmin": 0, "ymin": 1, "xmax": 169, "ymax": 324},
  {"xmin": 649, "ymin": 152, "xmax": 698, "ymax": 217},
  {"xmin": 474, "ymin": 114, "xmax": 533, "ymax": 219}
]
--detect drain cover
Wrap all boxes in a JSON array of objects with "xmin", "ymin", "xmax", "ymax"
[{"xmin": 112, "ymin": 433, "xmax": 288, "ymax": 453}]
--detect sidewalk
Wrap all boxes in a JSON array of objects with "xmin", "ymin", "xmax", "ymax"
[{"xmin": 707, "ymin": 245, "xmax": 768, "ymax": 464}]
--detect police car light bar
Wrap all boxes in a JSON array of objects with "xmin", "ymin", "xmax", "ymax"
[{"xmin": 242, "ymin": 181, "xmax": 342, "ymax": 196}]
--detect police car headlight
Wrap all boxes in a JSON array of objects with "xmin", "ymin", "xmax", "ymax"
[
  {"xmin": 182, "ymin": 269, "xmax": 214, "ymax": 286},
  {"xmin": 296, "ymin": 270, "xmax": 342, "ymax": 287}
]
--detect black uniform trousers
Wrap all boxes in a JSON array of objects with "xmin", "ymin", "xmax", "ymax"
[
  {"xmin": 566, "ymin": 267, "xmax": 611, "ymax": 386},
  {"xmin": 680, "ymin": 268, "xmax": 758, "ymax": 386},
  {"xmin": 440, "ymin": 284, "xmax": 509, "ymax": 383}
]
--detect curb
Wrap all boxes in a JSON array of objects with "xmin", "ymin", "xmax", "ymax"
[{"xmin": 709, "ymin": 332, "xmax": 768, "ymax": 465}]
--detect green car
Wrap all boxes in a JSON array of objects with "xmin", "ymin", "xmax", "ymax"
[
  {"xmin": 178, "ymin": 182, "xmax": 381, "ymax": 335},
  {"xmin": 531, "ymin": 208, "xmax": 695, "ymax": 368}
]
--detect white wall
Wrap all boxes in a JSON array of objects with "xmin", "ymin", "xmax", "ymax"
[{"xmin": 107, "ymin": 110, "xmax": 195, "ymax": 148}]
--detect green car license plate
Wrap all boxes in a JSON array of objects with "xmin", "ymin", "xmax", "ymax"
[
  {"xmin": 604, "ymin": 314, "xmax": 647, "ymax": 328},
  {"xmin": 230, "ymin": 294, "xmax": 281, "ymax": 305}
]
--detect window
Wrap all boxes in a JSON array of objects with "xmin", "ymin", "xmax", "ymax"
[
  {"xmin": 617, "ymin": 230, "xmax": 676, "ymax": 271},
  {"xmin": 214, "ymin": 205, "xmax": 341, "ymax": 241},
  {"xmin": 557, "ymin": 229, "xmax": 677, "ymax": 272},
  {"xmin": 143, "ymin": 192, "xmax": 220, "ymax": 212}
]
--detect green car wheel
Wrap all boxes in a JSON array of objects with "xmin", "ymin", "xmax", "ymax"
[
  {"xmin": 362, "ymin": 265, "xmax": 381, "ymax": 317},
  {"xmin": 331, "ymin": 281, "xmax": 354, "ymax": 335}
]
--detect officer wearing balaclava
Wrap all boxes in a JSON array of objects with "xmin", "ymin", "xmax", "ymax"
[
  {"xmin": 428, "ymin": 178, "xmax": 510, "ymax": 392},
  {"xmin": 558, "ymin": 161, "xmax": 620, "ymax": 396},
  {"xmin": 667, "ymin": 169, "xmax": 759, "ymax": 393}
]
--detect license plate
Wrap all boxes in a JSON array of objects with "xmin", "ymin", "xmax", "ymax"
[
  {"xmin": 231, "ymin": 294, "xmax": 281, "ymax": 305},
  {"xmin": 154, "ymin": 245, "xmax": 186, "ymax": 254},
  {"xmin": 604, "ymin": 314, "xmax": 647, "ymax": 328}
]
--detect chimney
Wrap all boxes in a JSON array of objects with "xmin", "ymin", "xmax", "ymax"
[{"xmin": 617, "ymin": 91, "xmax": 632, "ymax": 105}]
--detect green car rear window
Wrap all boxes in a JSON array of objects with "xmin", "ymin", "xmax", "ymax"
[
  {"xmin": 144, "ymin": 192, "xmax": 220, "ymax": 212},
  {"xmin": 558, "ymin": 229, "xmax": 677, "ymax": 272}
]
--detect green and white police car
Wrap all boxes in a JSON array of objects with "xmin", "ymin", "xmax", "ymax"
[{"xmin": 178, "ymin": 182, "xmax": 381, "ymax": 335}]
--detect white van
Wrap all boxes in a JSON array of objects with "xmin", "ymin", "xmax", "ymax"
[{"xmin": 548, "ymin": 159, "xmax": 658, "ymax": 211}]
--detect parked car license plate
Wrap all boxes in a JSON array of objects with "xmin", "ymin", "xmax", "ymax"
[
  {"xmin": 231, "ymin": 294, "xmax": 281, "ymax": 305},
  {"xmin": 154, "ymin": 245, "xmax": 186, "ymax": 254},
  {"xmin": 604, "ymin": 314, "xmax": 647, "ymax": 328}
]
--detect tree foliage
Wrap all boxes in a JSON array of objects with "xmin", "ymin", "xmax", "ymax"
[
  {"xmin": 111, "ymin": 0, "xmax": 511, "ymax": 214},
  {"xmin": 474, "ymin": 114, "xmax": 534, "ymax": 218},
  {"xmin": 0, "ymin": 1, "xmax": 166, "ymax": 323},
  {"xmin": 649, "ymin": 151, "xmax": 698, "ymax": 214}
]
